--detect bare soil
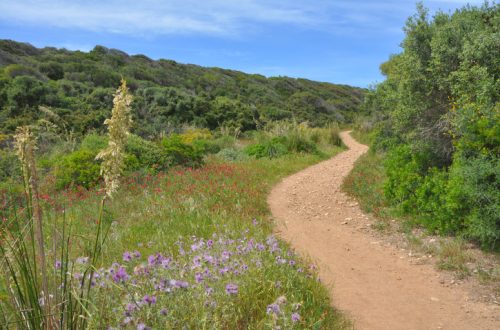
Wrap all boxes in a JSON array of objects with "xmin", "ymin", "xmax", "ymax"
[{"xmin": 268, "ymin": 131, "xmax": 499, "ymax": 330}]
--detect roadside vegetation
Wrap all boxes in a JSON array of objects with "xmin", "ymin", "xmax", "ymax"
[
  {"xmin": 343, "ymin": 3, "xmax": 499, "ymax": 291},
  {"xmin": 0, "ymin": 80, "xmax": 348, "ymax": 328}
]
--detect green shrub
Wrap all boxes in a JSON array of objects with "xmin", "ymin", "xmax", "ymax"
[
  {"xmin": 216, "ymin": 147, "xmax": 246, "ymax": 161},
  {"xmin": 81, "ymin": 133, "xmax": 108, "ymax": 152},
  {"xmin": 54, "ymin": 148, "xmax": 101, "ymax": 189},
  {"xmin": 0, "ymin": 149, "xmax": 20, "ymax": 182},
  {"xmin": 285, "ymin": 131, "xmax": 317, "ymax": 154},
  {"xmin": 323, "ymin": 123, "xmax": 342, "ymax": 147},
  {"xmin": 161, "ymin": 134, "xmax": 203, "ymax": 167},
  {"xmin": 126, "ymin": 134, "xmax": 171, "ymax": 171},
  {"xmin": 414, "ymin": 168, "xmax": 455, "ymax": 233},
  {"xmin": 446, "ymin": 154, "xmax": 499, "ymax": 250},
  {"xmin": 383, "ymin": 145, "xmax": 423, "ymax": 213},
  {"xmin": 244, "ymin": 137, "xmax": 288, "ymax": 159},
  {"xmin": 192, "ymin": 139, "xmax": 221, "ymax": 154}
]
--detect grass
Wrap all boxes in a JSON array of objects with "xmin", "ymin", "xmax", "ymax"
[
  {"xmin": 341, "ymin": 151, "xmax": 388, "ymax": 218},
  {"xmin": 1, "ymin": 144, "xmax": 350, "ymax": 329}
]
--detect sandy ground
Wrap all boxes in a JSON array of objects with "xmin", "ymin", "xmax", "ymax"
[{"xmin": 268, "ymin": 131, "xmax": 499, "ymax": 330}]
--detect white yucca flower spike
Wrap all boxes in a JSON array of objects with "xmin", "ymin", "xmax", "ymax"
[
  {"xmin": 13, "ymin": 126, "xmax": 37, "ymax": 184},
  {"xmin": 96, "ymin": 79, "xmax": 133, "ymax": 198}
]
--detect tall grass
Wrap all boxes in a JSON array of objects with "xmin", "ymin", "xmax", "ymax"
[{"xmin": 0, "ymin": 81, "xmax": 132, "ymax": 329}]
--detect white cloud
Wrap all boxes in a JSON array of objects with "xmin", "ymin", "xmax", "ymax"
[
  {"xmin": 0, "ymin": 0, "xmax": 486, "ymax": 37},
  {"xmin": 0, "ymin": 0, "xmax": 323, "ymax": 37}
]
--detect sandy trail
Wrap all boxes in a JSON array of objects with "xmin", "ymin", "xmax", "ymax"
[{"xmin": 268, "ymin": 131, "xmax": 499, "ymax": 330}]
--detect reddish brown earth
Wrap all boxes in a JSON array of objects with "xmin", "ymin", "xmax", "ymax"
[{"xmin": 268, "ymin": 131, "xmax": 499, "ymax": 330}]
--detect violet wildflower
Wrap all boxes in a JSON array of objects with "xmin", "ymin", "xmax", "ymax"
[
  {"xmin": 225, "ymin": 283, "xmax": 238, "ymax": 295},
  {"xmin": 291, "ymin": 313, "xmax": 301, "ymax": 323},
  {"xmin": 207, "ymin": 239, "xmax": 214, "ymax": 248},
  {"xmin": 124, "ymin": 303, "xmax": 137, "ymax": 316},
  {"xmin": 76, "ymin": 256, "xmax": 89, "ymax": 264},
  {"xmin": 112, "ymin": 266, "xmax": 129, "ymax": 283},
  {"xmin": 266, "ymin": 303, "xmax": 280, "ymax": 315},
  {"xmin": 123, "ymin": 317, "xmax": 133, "ymax": 325},
  {"xmin": 289, "ymin": 260, "xmax": 296, "ymax": 266},
  {"xmin": 160, "ymin": 308, "xmax": 168, "ymax": 316},
  {"xmin": 205, "ymin": 287, "xmax": 214, "ymax": 295},
  {"xmin": 122, "ymin": 251, "xmax": 132, "ymax": 262},
  {"xmin": 137, "ymin": 323, "xmax": 150, "ymax": 330},
  {"xmin": 133, "ymin": 250, "xmax": 141, "ymax": 258},
  {"xmin": 142, "ymin": 295, "xmax": 157, "ymax": 306},
  {"xmin": 195, "ymin": 273, "xmax": 203, "ymax": 283},
  {"xmin": 54, "ymin": 260, "xmax": 61, "ymax": 269}
]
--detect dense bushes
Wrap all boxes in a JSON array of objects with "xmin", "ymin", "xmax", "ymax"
[
  {"xmin": 363, "ymin": 4, "xmax": 499, "ymax": 249},
  {"xmin": 0, "ymin": 40, "xmax": 364, "ymax": 136},
  {"xmin": 54, "ymin": 148, "xmax": 101, "ymax": 189}
]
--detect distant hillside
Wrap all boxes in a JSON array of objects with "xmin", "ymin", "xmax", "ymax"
[{"xmin": 0, "ymin": 40, "xmax": 364, "ymax": 137}]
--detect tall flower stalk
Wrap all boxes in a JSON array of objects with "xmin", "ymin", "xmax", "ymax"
[
  {"xmin": 13, "ymin": 126, "xmax": 52, "ymax": 328},
  {"xmin": 96, "ymin": 79, "xmax": 133, "ymax": 198},
  {"xmin": 0, "ymin": 81, "xmax": 133, "ymax": 329}
]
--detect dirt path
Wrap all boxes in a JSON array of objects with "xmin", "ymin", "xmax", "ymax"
[{"xmin": 268, "ymin": 131, "xmax": 499, "ymax": 330}]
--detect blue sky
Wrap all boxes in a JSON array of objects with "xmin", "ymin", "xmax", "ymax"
[{"xmin": 0, "ymin": 0, "xmax": 485, "ymax": 87}]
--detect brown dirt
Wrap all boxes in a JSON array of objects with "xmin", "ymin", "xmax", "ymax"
[{"xmin": 268, "ymin": 131, "xmax": 499, "ymax": 330}]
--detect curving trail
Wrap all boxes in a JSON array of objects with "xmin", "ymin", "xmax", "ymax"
[{"xmin": 268, "ymin": 131, "xmax": 499, "ymax": 330}]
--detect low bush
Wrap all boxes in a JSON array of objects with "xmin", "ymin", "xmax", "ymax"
[
  {"xmin": 244, "ymin": 137, "xmax": 288, "ymax": 159},
  {"xmin": 126, "ymin": 134, "xmax": 171, "ymax": 171},
  {"xmin": 216, "ymin": 148, "xmax": 246, "ymax": 162},
  {"xmin": 54, "ymin": 148, "xmax": 101, "ymax": 189},
  {"xmin": 161, "ymin": 134, "xmax": 203, "ymax": 167}
]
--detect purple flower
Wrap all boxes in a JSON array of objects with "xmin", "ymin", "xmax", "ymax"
[
  {"xmin": 205, "ymin": 286, "xmax": 214, "ymax": 295},
  {"xmin": 252, "ymin": 218, "xmax": 258, "ymax": 226},
  {"xmin": 291, "ymin": 312, "xmax": 301, "ymax": 322},
  {"xmin": 112, "ymin": 267, "xmax": 129, "ymax": 283},
  {"xmin": 142, "ymin": 295, "xmax": 157, "ymax": 306},
  {"xmin": 225, "ymin": 283, "xmax": 238, "ymax": 295},
  {"xmin": 207, "ymin": 239, "xmax": 214, "ymax": 248},
  {"xmin": 137, "ymin": 323, "xmax": 150, "ymax": 330},
  {"xmin": 76, "ymin": 257, "xmax": 89, "ymax": 264},
  {"xmin": 123, "ymin": 317, "xmax": 133, "ymax": 325},
  {"xmin": 54, "ymin": 260, "xmax": 61, "ymax": 269},
  {"xmin": 289, "ymin": 260, "xmax": 296, "ymax": 266},
  {"xmin": 133, "ymin": 250, "xmax": 141, "ymax": 258},
  {"xmin": 195, "ymin": 273, "xmax": 203, "ymax": 283},
  {"xmin": 160, "ymin": 308, "xmax": 168, "ymax": 316},
  {"xmin": 124, "ymin": 303, "xmax": 137, "ymax": 316},
  {"xmin": 266, "ymin": 303, "xmax": 280, "ymax": 315},
  {"xmin": 160, "ymin": 258, "xmax": 171, "ymax": 269},
  {"xmin": 122, "ymin": 251, "xmax": 132, "ymax": 262}
]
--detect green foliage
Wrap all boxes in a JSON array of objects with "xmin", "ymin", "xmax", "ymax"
[
  {"xmin": 126, "ymin": 134, "xmax": 171, "ymax": 171},
  {"xmin": 342, "ymin": 152, "xmax": 387, "ymax": 217},
  {"xmin": 39, "ymin": 61, "xmax": 64, "ymax": 80},
  {"xmin": 446, "ymin": 154, "xmax": 499, "ymax": 249},
  {"xmin": 81, "ymin": 133, "xmax": 108, "ymax": 152},
  {"xmin": 216, "ymin": 147, "xmax": 246, "ymax": 162},
  {"xmin": 244, "ymin": 137, "xmax": 289, "ymax": 159},
  {"xmin": 363, "ymin": 3, "xmax": 499, "ymax": 249},
  {"xmin": 0, "ymin": 40, "xmax": 364, "ymax": 136},
  {"xmin": 161, "ymin": 134, "xmax": 203, "ymax": 167},
  {"xmin": 54, "ymin": 148, "xmax": 101, "ymax": 189},
  {"xmin": 0, "ymin": 149, "xmax": 20, "ymax": 182}
]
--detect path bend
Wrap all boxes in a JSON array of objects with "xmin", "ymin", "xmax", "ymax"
[{"xmin": 268, "ymin": 131, "xmax": 499, "ymax": 330}]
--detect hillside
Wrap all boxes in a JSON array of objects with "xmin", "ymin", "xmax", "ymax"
[{"xmin": 0, "ymin": 40, "xmax": 364, "ymax": 137}]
